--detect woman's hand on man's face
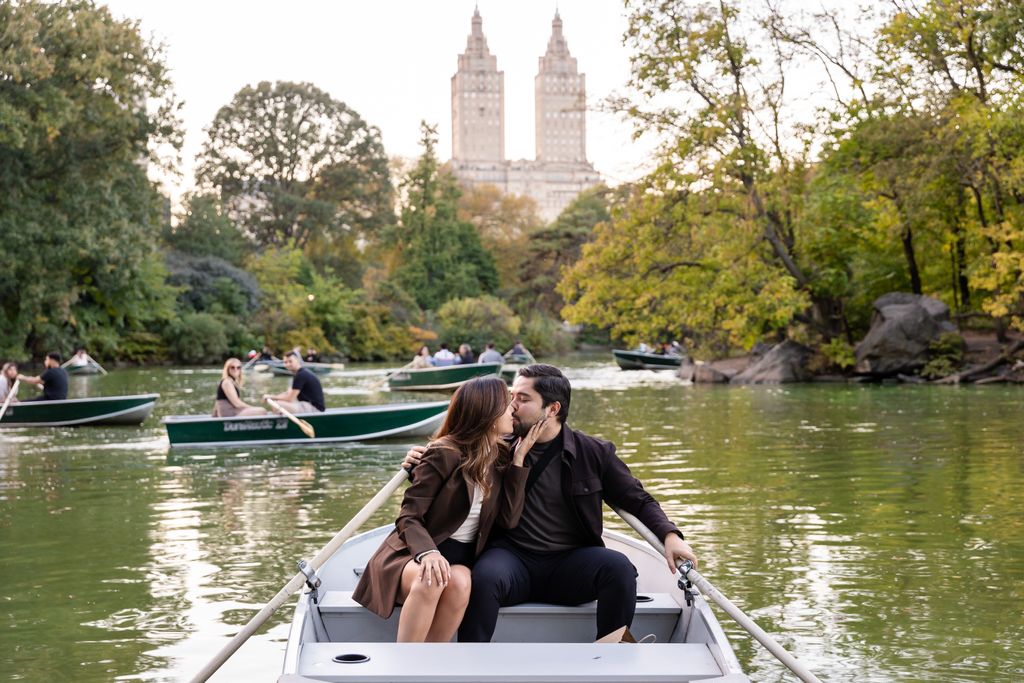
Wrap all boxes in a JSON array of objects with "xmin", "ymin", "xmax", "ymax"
[{"xmin": 513, "ymin": 417, "xmax": 549, "ymax": 465}]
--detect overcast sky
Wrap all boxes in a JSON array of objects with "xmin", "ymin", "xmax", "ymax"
[{"xmin": 101, "ymin": 0, "xmax": 659, "ymax": 207}]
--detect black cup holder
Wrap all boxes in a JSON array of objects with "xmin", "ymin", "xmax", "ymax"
[
  {"xmin": 636, "ymin": 594, "xmax": 653, "ymax": 603},
  {"xmin": 333, "ymin": 653, "xmax": 370, "ymax": 664}
]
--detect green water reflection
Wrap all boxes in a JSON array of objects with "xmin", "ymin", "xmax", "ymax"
[{"xmin": 0, "ymin": 359, "xmax": 1021, "ymax": 681}]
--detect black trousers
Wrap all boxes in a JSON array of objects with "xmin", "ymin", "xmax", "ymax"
[{"xmin": 458, "ymin": 539, "xmax": 638, "ymax": 642}]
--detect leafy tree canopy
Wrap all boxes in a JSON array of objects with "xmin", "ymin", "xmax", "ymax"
[
  {"xmin": 437, "ymin": 295, "xmax": 521, "ymax": 352},
  {"xmin": 196, "ymin": 80, "xmax": 393, "ymax": 256},
  {"xmin": 391, "ymin": 123, "xmax": 499, "ymax": 311},
  {"xmin": 0, "ymin": 0, "xmax": 181, "ymax": 358},
  {"xmin": 514, "ymin": 185, "xmax": 612, "ymax": 318},
  {"xmin": 162, "ymin": 193, "xmax": 251, "ymax": 266}
]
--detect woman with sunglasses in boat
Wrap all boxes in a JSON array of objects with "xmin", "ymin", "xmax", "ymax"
[
  {"xmin": 354, "ymin": 376, "xmax": 546, "ymax": 642},
  {"xmin": 213, "ymin": 358, "xmax": 267, "ymax": 417}
]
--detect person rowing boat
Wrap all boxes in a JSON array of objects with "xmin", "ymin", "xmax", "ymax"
[
  {"xmin": 17, "ymin": 352, "xmax": 69, "ymax": 402},
  {"xmin": 263, "ymin": 351, "xmax": 325, "ymax": 414}
]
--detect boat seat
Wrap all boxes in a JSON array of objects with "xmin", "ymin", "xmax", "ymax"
[
  {"xmin": 317, "ymin": 591, "xmax": 682, "ymax": 644},
  {"xmin": 290, "ymin": 642, "xmax": 723, "ymax": 682}
]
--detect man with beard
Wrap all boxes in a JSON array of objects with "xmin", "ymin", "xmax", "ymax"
[{"xmin": 404, "ymin": 363, "xmax": 697, "ymax": 642}]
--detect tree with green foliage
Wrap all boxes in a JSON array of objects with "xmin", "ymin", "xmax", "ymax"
[
  {"xmin": 564, "ymin": 0, "xmax": 1024, "ymax": 353},
  {"xmin": 0, "ymin": 0, "xmax": 182, "ymax": 358},
  {"xmin": 391, "ymin": 124, "xmax": 499, "ymax": 311},
  {"xmin": 513, "ymin": 185, "xmax": 612, "ymax": 318},
  {"xmin": 248, "ymin": 247, "xmax": 412, "ymax": 360},
  {"xmin": 458, "ymin": 183, "xmax": 542, "ymax": 292},
  {"xmin": 162, "ymin": 193, "xmax": 250, "ymax": 266},
  {"xmin": 437, "ymin": 296, "xmax": 520, "ymax": 352},
  {"xmin": 196, "ymin": 81, "xmax": 393, "ymax": 262},
  {"xmin": 771, "ymin": 0, "xmax": 1024, "ymax": 335},
  {"xmin": 563, "ymin": 1, "xmax": 820, "ymax": 351}
]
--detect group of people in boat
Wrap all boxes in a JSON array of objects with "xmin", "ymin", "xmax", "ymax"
[
  {"xmin": 353, "ymin": 363, "xmax": 698, "ymax": 643},
  {"xmin": 214, "ymin": 350, "xmax": 326, "ymax": 417},
  {"xmin": 1, "ymin": 352, "xmax": 71, "ymax": 404},
  {"xmin": 637, "ymin": 341, "xmax": 684, "ymax": 356},
  {"xmin": 410, "ymin": 341, "xmax": 531, "ymax": 369}
]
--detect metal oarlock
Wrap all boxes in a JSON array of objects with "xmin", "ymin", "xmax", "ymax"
[{"xmin": 298, "ymin": 559, "xmax": 322, "ymax": 592}]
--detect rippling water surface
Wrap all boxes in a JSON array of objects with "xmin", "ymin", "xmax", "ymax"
[{"xmin": 1, "ymin": 355, "xmax": 1021, "ymax": 681}]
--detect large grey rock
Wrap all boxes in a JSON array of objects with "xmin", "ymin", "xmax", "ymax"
[
  {"xmin": 679, "ymin": 361, "xmax": 731, "ymax": 383},
  {"xmin": 694, "ymin": 363, "xmax": 731, "ymax": 383},
  {"xmin": 855, "ymin": 293, "xmax": 958, "ymax": 376},
  {"xmin": 731, "ymin": 340, "xmax": 813, "ymax": 384},
  {"xmin": 678, "ymin": 362, "xmax": 696, "ymax": 382}
]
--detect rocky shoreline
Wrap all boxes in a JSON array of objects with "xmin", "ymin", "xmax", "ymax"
[{"xmin": 682, "ymin": 293, "xmax": 1024, "ymax": 385}]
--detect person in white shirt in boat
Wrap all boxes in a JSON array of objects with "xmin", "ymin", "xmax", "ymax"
[
  {"xmin": 68, "ymin": 348, "xmax": 93, "ymax": 368},
  {"xmin": 432, "ymin": 344, "xmax": 457, "ymax": 367},
  {"xmin": 214, "ymin": 358, "xmax": 267, "ymax": 417},
  {"xmin": 0, "ymin": 362, "xmax": 19, "ymax": 403}
]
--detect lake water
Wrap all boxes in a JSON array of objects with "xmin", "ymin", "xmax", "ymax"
[{"xmin": 1, "ymin": 355, "xmax": 1021, "ymax": 681}]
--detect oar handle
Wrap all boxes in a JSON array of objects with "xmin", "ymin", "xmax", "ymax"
[
  {"xmin": 264, "ymin": 397, "xmax": 315, "ymax": 438},
  {"xmin": 190, "ymin": 467, "xmax": 411, "ymax": 683},
  {"xmin": 612, "ymin": 506, "xmax": 822, "ymax": 683}
]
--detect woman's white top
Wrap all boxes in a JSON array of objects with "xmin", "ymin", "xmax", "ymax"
[{"xmin": 449, "ymin": 484, "xmax": 484, "ymax": 543}]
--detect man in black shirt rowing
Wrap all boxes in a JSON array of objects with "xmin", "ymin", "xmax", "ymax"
[
  {"xmin": 18, "ymin": 352, "xmax": 69, "ymax": 402},
  {"xmin": 264, "ymin": 351, "xmax": 325, "ymax": 414}
]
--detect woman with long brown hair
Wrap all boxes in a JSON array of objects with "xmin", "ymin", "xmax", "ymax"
[{"xmin": 353, "ymin": 376, "xmax": 546, "ymax": 642}]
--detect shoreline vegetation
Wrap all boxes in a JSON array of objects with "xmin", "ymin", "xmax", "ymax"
[{"xmin": 3, "ymin": 1, "xmax": 1023, "ymax": 383}]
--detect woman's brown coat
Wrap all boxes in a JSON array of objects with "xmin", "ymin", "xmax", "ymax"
[{"xmin": 353, "ymin": 441, "xmax": 528, "ymax": 619}]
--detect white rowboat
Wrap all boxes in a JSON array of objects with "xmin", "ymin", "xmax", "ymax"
[{"xmin": 279, "ymin": 525, "xmax": 749, "ymax": 682}]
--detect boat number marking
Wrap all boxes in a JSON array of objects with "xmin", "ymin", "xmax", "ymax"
[{"xmin": 222, "ymin": 418, "xmax": 290, "ymax": 432}]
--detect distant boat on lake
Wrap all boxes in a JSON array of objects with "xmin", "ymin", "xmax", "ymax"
[
  {"xmin": 66, "ymin": 362, "xmax": 104, "ymax": 376},
  {"xmin": 501, "ymin": 351, "xmax": 536, "ymax": 383},
  {"xmin": 252, "ymin": 360, "xmax": 341, "ymax": 376},
  {"xmin": 0, "ymin": 394, "xmax": 158, "ymax": 427},
  {"xmin": 612, "ymin": 349, "xmax": 684, "ymax": 371},
  {"xmin": 387, "ymin": 362, "xmax": 502, "ymax": 392}
]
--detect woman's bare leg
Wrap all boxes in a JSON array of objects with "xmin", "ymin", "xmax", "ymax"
[
  {"xmin": 236, "ymin": 406, "xmax": 268, "ymax": 416},
  {"xmin": 396, "ymin": 560, "xmax": 444, "ymax": 642},
  {"xmin": 424, "ymin": 565, "xmax": 471, "ymax": 642}
]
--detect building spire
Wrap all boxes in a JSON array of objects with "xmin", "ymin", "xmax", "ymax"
[
  {"xmin": 544, "ymin": 9, "xmax": 570, "ymax": 60},
  {"xmin": 464, "ymin": 4, "xmax": 490, "ymax": 58}
]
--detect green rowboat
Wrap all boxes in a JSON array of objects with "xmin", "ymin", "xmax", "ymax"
[
  {"xmin": 0, "ymin": 394, "xmax": 159, "ymax": 427},
  {"xmin": 501, "ymin": 352, "xmax": 536, "ymax": 383},
  {"xmin": 163, "ymin": 400, "xmax": 449, "ymax": 448},
  {"xmin": 253, "ymin": 360, "xmax": 339, "ymax": 376},
  {"xmin": 612, "ymin": 349, "xmax": 684, "ymax": 371},
  {"xmin": 387, "ymin": 362, "xmax": 503, "ymax": 392}
]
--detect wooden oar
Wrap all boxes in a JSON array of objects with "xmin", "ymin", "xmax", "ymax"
[
  {"xmin": 264, "ymin": 397, "xmax": 316, "ymax": 438},
  {"xmin": 190, "ymin": 466, "xmax": 411, "ymax": 683},
  {"xmin": 613, "ymin": 506, "xmax": 823, "ymax": 683},
  {"xmin": 88, "ymin": 356, "xmax": 108, "ymax": 375},
  {"xmin": 0, "ymin": 380, "xmax": 19, "ymax": 423},
  {"xmin": 372, "ymin": 360, "xmax": 415, "ymax": 390}
]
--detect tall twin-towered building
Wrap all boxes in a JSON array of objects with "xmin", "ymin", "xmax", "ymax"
[{"xmin": 450, "ymin": 8, "xmax": 600, "ymax": 221}]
